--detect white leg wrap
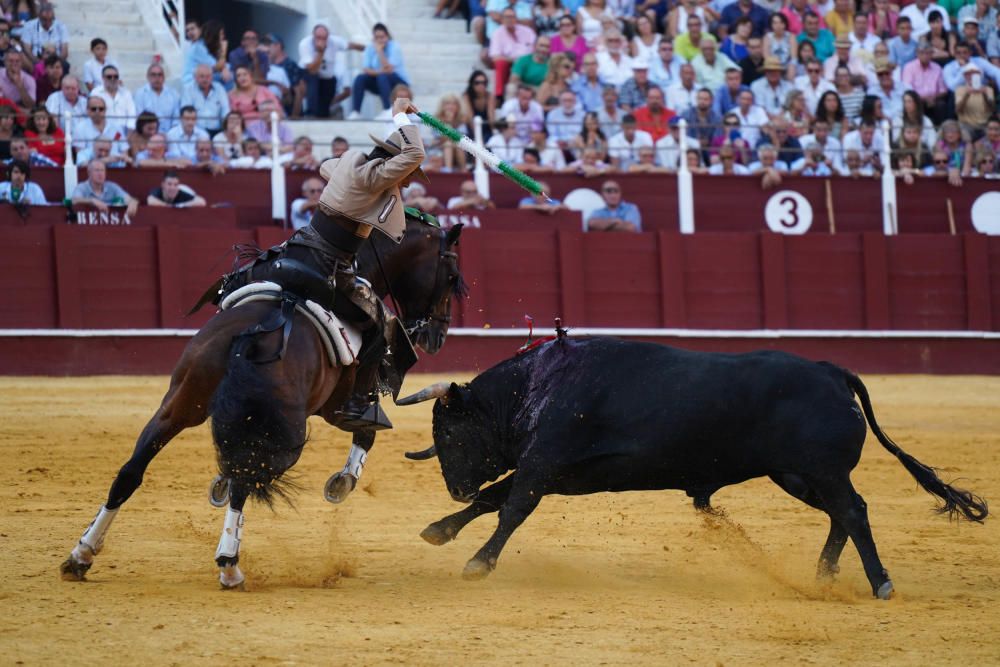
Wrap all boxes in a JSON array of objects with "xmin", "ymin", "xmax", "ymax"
[
  {"xmin": 72, "ymin": 506, "xmax": 119, "ymax": 563},
  {"xmin": 215, "ymin": 508, "xmax": 244, "ymax": 560},
  {"xmin": 344, "ymin": 444, "xmax": 368, "ymax": 480}
]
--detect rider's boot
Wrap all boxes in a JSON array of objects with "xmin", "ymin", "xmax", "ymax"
[{"xmin": 335, "ymin": 350, "xmax": 392, "ymax": 432}]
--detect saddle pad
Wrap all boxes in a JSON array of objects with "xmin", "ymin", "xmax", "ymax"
[{"xmin": 220, "ymin": 281, "xmax": 362, "ymax": 367}]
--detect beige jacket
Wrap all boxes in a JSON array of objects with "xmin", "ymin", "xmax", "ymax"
[{"xmin": 317, "ymin": 123, "xmax": 425, "ymax": 243}]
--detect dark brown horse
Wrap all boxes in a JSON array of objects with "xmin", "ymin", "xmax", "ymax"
[{"xmin": 61, "ymin": 220, "xmax": 464, "ymax": 588}]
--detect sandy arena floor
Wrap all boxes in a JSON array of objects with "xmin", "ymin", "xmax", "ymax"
[{"xmin": 0, "ymin": 373, "xmax": 998, "ymax": 665}]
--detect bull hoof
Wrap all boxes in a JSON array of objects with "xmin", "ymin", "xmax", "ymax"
[
  {"xmin": 420, "ymin": 523, "xmax": 456, "ymax": 546},
  {"xmin": 876, "ymin": 580, "xmax": 894, "ymax": 600},
  {"xmin": 323, "ymin": 471, "xmax": 357, "ymax": 504},
  {"xmin": 59, "ymin": 555, "xmax": 91, "ymax": 581},
  {"xmin": 461, "ymin": 557, "xmax": 494, "ymax": 581},
  {"xmin": 817, "ymin": 562, "xmax": 840, "ymax": 580},
  {"xmin": 208, "ymin": 475, "xmax": 231, "ymax": 508}
]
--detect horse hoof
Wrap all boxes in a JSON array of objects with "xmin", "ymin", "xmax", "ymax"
[
  {"xmin": 461, "ymin": 558, "xmax": 493, "ymax": 581},
  {"xmin": 876, "ymin": 580, "xmax": 894, "ymax": 600},
  {"xmin": 219, "ymin": 565, "xmax": 246, "ymax": 590},
  {"xmin": 420, "ymin": 523, "xmax": 455, "ymax": 546},
  {"xmin": 208, "ymin": 475, "xmax": 231, "ymax": 508},
  {"xmin": 60, "ymin": 556, "xmax": 91, "ymax": 581},
  {"xmin": 323, "ymin": 472, "xmax": 357, "ymax": 504}
]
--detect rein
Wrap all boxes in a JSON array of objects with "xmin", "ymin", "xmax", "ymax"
[{"xmin": 369, "ymin": 229, "xmax": 455, "ymax": 336}]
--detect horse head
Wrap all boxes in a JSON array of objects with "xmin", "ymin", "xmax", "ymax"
[{"xmin": 359, "ymin": 221, "xmax": 466, "ymax": 355}]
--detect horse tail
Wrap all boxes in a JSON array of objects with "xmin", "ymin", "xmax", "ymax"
[
  {"xmin": 210, "ymin": 334, "xmax": 304, "ymax": 508},
  {"xmin": 843, "ymin": 369, "xmax": 988, "ymax": 523}
]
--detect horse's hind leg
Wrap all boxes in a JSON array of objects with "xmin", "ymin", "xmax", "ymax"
[
  {"xmin": 215, "ymin": 489, "xmax": 250, "ymax": 590},
  {"xmin": 770, "ymin": 472, "xmax": 848, "ymax": 580}
]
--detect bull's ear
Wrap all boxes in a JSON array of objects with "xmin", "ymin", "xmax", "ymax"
[
  {"xmin": 446, "ymin": 223, "xmax": 463, "ymax": 247},
  {"xmin": 445, "ymin": 382, "xmax": 468, "ymax": 408}
]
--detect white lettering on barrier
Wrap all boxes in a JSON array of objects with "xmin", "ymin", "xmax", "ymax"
[
  {"xmin": 79, "ymin": 211, "xmax": 133, "ymax": 226},
  {"xmin": 971, "ymin": 192, "xmax": 1000, "ymax": 235},
  {"xmin": 437, "ymin": 214, "xmax": 482, "ymax": 229},
  {"xmin": 764, "ymin": 190, "xmax": 813, "ymax": 235}
]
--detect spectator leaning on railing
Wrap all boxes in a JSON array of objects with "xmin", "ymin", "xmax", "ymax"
[
  {"xmin": 147, "ymin": 170, "xmax": 207, "ymax": 208},
  {"xmin": 586, "ymin": 179, "xmax": 641, "ymax": 232},
  {"xmin": 71, "ymin": 160, "xmax": 138, "ymax": 217},
  {"xmin": 0, "ymin": 159, "xmax": 46, "ymax": 205}
]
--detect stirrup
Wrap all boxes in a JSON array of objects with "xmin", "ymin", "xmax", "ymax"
[{"xmin": 336, "ymin": 402, "xmax": 393, "ymax": 432}]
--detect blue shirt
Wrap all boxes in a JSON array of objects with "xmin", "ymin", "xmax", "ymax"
[
  {"xmin": 72, "ymin": 179, "xmax": 131, "ymax": 204},
  {"xmin": 714, "ymin": 83, "xmax": 749, "ymax": 116},
  {"xmin": 572, "ymin": 77, "xmax": 604, "ymax": 113},
  {"xmin": 943, "ymin": 57, "xmax": 1000, "ymax": 91},
  {"xmin": 586, "ymin": 201, "xmax": 642, "ymax": 231},
  {"xmin": 362, "ymin": 41, "xmax": 409, "ymax": 85},
  {"xmin": 165, "ymin": 124, "xmax": 211, "ymax": 159},
  {"xmin": 797, "ymin": 29, "xmax": 836, "ymax": 61},
  {"xmin": 183, "ymin": 40, "xmax": 218, "ymax": 85},
  {"xmin": 887, "ymin": 36, "xmax": 918, "ymax": 67},
  {"xmin": 0, "ymin": 181, "xmax": 46, "ymax": 204},
  {"xmin": 133, "ymin": 84, "xmax": 181, "ymax": 132},
  {"xmin": 180, "ymin": 81, "xmax": 231, "ymax": 132},
  {"xmin": 719, "ymin": 2, "xmax": 770, "ymax": 36}
]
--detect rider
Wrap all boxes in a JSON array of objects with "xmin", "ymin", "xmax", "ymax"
[{"xmin": 214, "ymin": 96, "xmax": 428, "ymax": 431}]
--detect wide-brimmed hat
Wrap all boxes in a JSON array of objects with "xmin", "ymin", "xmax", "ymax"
[
  {"xmin": 834, "ymin": 36, "xmax": 851, "ymax": 48},
  {"xmin": 874, "ymin": 58, "xmax": 893, "ymax": 73},
  {"xmin": 762, "ymin": 56, "xmax": 784, "ymax": 71},
  {"xmin": 962, "ymin": 61, "xmax": 982, "ymax": 74},
  {"xmin": 368, "ymin": 131, "xmax": 430, "ymax": 184}
]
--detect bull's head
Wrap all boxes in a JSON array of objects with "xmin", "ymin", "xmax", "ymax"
[{"xmin": 399, "ymin": 381, "xmax": 506, "ymax": 503}]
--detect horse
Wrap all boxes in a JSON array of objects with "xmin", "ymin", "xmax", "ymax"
[{"xmin": 60, "ymin": 219, "xmax": 465, "ymax": 588}]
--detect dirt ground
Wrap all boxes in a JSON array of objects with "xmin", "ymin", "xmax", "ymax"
[{"xmin": 0, "ymin": 373, "xmax": 998, "ymax": 665}]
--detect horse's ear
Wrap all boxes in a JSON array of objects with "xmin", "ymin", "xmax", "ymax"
[{"xmin": 446, "ymin": 223, "xmax": 463, "ymax": 247}]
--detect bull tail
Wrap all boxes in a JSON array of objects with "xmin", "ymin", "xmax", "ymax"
[
  {"xmin": 843, "ymin": 369, "xmax": 988, "ymax": 523},
  {"xmin": 210, "ymin": 334, "xmax": 304, "ymax": 509}
]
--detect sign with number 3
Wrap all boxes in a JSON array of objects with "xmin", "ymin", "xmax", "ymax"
[{"xmin": 764, "ymin": 190, "xmax": 813, "ymax": 235}]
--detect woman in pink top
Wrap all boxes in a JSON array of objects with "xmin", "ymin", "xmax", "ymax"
[
  {"xmin": 550, "ymin": 14, "xmax": 588, "ymax": 70},
  {"xmin": 228, "ymin": 65, "xmax": 281, "ymax": 122}
]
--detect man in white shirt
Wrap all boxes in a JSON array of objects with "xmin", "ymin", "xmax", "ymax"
[
  {"xmin": 691, "ymin": 38, "xmax": 738, "ymax": 90},
  {"xmin": 848, "ymin": 14, "xmax": 882, "ymax": 57},
  {"xmin": 666, "ymin": 64, "xmax": 699, "ymax": 115},
  {"xmin": 165, "ymin": 106, "xmax": 210, "ymax": 160},
  {"xmin": 607, "ymin": 114, "xmax": 654, "ymax": 170},
  {"xmin": 798, "ymin": 118, "xmax": 844, "ymax": 171},
  {"xmin": 299, "ymin": 23, "xmax": 362, "ymax": 118},
  {"xmin": 597, "ymin": 85, "xmax": 627, "ymax": 137},
  {"xmin": 655, "ymin": 116, "xmax": 701, "ymax": 169},
  {"xmin": 180, "ymin": 64, "xmax": 231, "ymax": 134},
  {"xmin": 92, "ymin": 64, "xmax": 137, "ymax": 129},
  {"xmin": 498, "ymin": 84, "xmax": 546, "ymax": 141},
  {"xmin": 596, "ymin": 29, "xmax": 635, "ymax": 87},
  {"xmin": 545, "ymin": 90, "xmax": 586, "ymax": 149},
  {"xmin": 73, "ymin": 95, "xmax": 127, "ymax": 153},
  {"xmin": 795, "ymin": 59, "xmax": 836, "ymax": 114},
  {"xmin": 731, "ymin": 89, "xmax": 769, "ymax": 146},
  {"xmin": 842, "ymin": 120, "xmax": 884, "ymax": 171},
  {"xmin": 750, "ymin": 57, "xmax": 794, "ymax": 116},
  {"xmin": 133, "ymin": 62, "xmax": 180, "ymax": 133},
  {"xmin": 46, "ymin": 74, "xmax": 87, "ymax": 130},
  {"xmin": 19, "ymin": 2, "xmax": 69, "ymax": 60},
  {"xmin": 650, "ymin": 39, "xmax": 683, "ymax": 90},
  {"xmin": 290, "ymin": 177, "xmax": 324, "ymax": 230},
  {"xmin": 485, "ymin": 117, "xmax": 527, "ymax": 162},
  {"xmin": 899, "ymin": 0, "xmax": 948, "ymax": 39},
  {"xmin": 868, "ymin": 59, "xmax": 909, "ymax": 119}
]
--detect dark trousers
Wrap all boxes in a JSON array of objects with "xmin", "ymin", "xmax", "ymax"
[
  {"xmin": 305, "ymin": 74, "xmax": 337, "ymax": 118},
  {"xmin": 351, "ymin": 72, "xmax": 406, "ymax": 112}
]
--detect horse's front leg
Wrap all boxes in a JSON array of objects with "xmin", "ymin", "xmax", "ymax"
[{"xmin": 323, "ymin": 430, "xmax": 375, "ymax": 504}]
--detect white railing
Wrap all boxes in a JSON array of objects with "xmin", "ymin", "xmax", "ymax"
[
  {"xmin": 156, "ymin": 0, "xmax": 185, "ymax": 54},
  {"xmin": 339, "ymin": 0, "xmax": 387, "ymax": 36}
]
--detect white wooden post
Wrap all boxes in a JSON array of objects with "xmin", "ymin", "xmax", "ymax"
[
  {"xmin": 63, "ymin": 111, "xmax": 77, "ymax": 198},
  {"xmin": 270, "ymin": 111, "xmax": 287, "ymax": 228},
  {"xmin": 880, "ymin": 120, "xmax": 897, "ymax": 235},
  {"xmin": 677, "ymin": 119, "xmax": 695, "ymax": 234},
  {"xmin": 473, "ymin": 115, "xmax": 490, "ymax": 199}
]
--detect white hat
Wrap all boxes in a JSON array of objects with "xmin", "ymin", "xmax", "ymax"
[
  {"xmin": 631, "ymin": 58, "xmax": 650, "ymax": 70},
  {"xmin": 962, "ymin": 62, "xmax": 982, "ymax": 74}
]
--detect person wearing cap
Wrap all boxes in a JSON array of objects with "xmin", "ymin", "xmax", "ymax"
[
  {"xmin": 957, "ymin": 0, "xmax": 997, "ymax": 40},
  {"xmin": 750, "ymin": 56, "xmax": 794, "ymax": 116},
  {"xmin": 869, "ymin": 58, "xmax": 907, "ymax": 118},
  {"xmin": 822, "ymin": 35, "xmax": 868, "ymax": 82},
  {"xmin": 19, "ymin": 2, "xmax": 69, "ymax": 61},
  {"xmin": 619, "ymin": 58, "xmax": 654, "ymax": 111},
  {"xmin": 958, "ymin": 16, "xmax": 988, "ymax": 58},
  {"xmin": 956, "ymin": 61, "xmax": 996, "ymax": 137},
  {"xmin": 691, "ymin": 37, "xmax": 738, "ymax": 90}
]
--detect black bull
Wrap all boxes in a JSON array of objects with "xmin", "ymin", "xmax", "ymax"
[{"xmin": 401, "ymin": 337, "xmax": 988, "ymax": 598}]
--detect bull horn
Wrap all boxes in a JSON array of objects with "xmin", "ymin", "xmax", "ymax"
[
  {"xmin": 395, "ymin": 382, "xmax": 450, "ymax": 406},
  {"xmin": 404, "ymin": 446, "xmax": 437, "ymax": 460}
]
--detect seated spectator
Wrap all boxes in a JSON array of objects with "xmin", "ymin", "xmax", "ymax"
[
  {"xmin": 683, "ymin": 88, "xmax": 722, "ymax": 149},
  {"xmin": 349, "ymin": 23, "xmax": 410, "ymax": 119},
  {"xmin": 0, "ymin": 158, "xmax": 46, "ymax": 204},
  {"xmin": 75, "ymin": 137, "xmax": 131, "ymax": 168},
  {"xmin": 563, "ymin": 146, "xmax": 611, "ymax": 175},
  {"xmin": 955, "ymin": 62, "xmax": 996, "ymax": 139},
  {"xmin": 518, "ymin": 180, "xmax": 567, "ymax": 213},
  {"xmin": 183, "ymin": 20, "xmax": 232, "ymax": 87},
  {"xmin": 750, "ymin": 57, "xmax": 793, "ymax": 117},
  {"xmin": 894, "ymin": 150, "xmax": 923, "ymax": 183},
  {"xmin": 245, "ymin": 99, "xmax": 293, "ymax": 153},
  {"xmin": 801, "ymin": 118, "xmax": 845, "ymax": 170},
  {"xmin": 228, "ymin": 29, "xmax": 269, "ymax": 84},
  {"xmin": 709, "ymin": 112, "xmax": 753, "ymax": 164},
  {"xmin": 619, "ymin": 59, "xmax": 654, "ymax": 112},
  {"xmin": 572, "ymin": 111, "xmax": 608, "ymax": 162},
  {"xmin": 796, "ymin": 59, "xmax": 835, "ymax": 116},
  {"xmin": 487, "ymin": 8, "xmax": 537, "ymax": 100},
  {"xmin": 675, "ymin": 15, "xmax": 716, "ymax": 62},
  {"xmin": 650, "ymin": 39, "xmax": 683, "ymax": 91},
  {"xmin": 1, "ymin": 48, "xmax": 36, "ymax": 112},
  {"xmin": 498, "ymin": 84, "xmax": 546, "ymax": 141},
  {"xmin": 692, "ymin": 38, "xmax": 738, "ymax": 91},
  {"xmin": 586, "ymin": 179, "xmax": 641, "ymax": 232},
  {"xmin": 462, "ymin": 69, "xmax": 496, "ymax": 142},
  {"xmin": 45, "ymin": 74, "xmax": 86, "ymax": 129},
  {"xmin": 715, "ymin": 67, "xmax": 749, "ymax": 116},
  {"xmin": 791, "ymin": 142, "xmax": 836, "ymax": 174},
  {"xmin": 842, "ymin": 120, "xmax": 884, "ymax": 171},
  {"xmin": 229, "ymin": 65, "xmax": 282, "ymax": 123},
  {"xmin": 447, "ymin": 179, "xmax": 495, "ymax": 210},
  {"xmin": 71, "ymin": 160, "xmax": 139, "ymax": 216},
  {"xmin": 832, "ymin": 65, "xmax": 866, "ymax": 121},
  {"xmin": 526, "ymin": 125, "xmax": 567, "ymax": 169},
  {"xmin": 516, "ymin": 147, "xmax": 551, "ymax": 173},
  {"xmin": 92, "ymin": 65, "xmax": 136, "ymax": 129},
  {"xmin": 213, "ymin": 111, "xmax": 246, "ymax": 161},
  {"xmin": 596, "ymin": 29, "xmax": 634, "ymax": 87},
  {"xmin": 628, "ymin": 145, "xmax": 671, "ymax": 173},
  {"xmin": 841, "ymin": 148, "xmax": 878, "ymax": 176},
  {"xmin": 330, "ymin": 135, "xmax": 349, "ymax": 158},
  {"xmin": 192, "ymin": 137, "xmax": 226, "ymax": 175},
  {"xmin": 264, "ymin": 33, "xmax": 306, "ymax": 119},
  {"xmin": 848, "ymin": 13, "xmax": 881, "ymax": 57},
  {"xmin": 607, "ymin": 113, "xmax": 654, "ymax": 170},
  {"xmin": 656, "ymin": 116, "xmax": 702, "ymax": 169},
  {"xmin": 182, "ymin": 64, "xmax": 231, "ymax": 134},
  {"xmin": 147, "ymin": 170, "xmax": 207, "ymax": 207},
  {"xmin": 902, "ymin": 43, "xmax": 948, "ymax": 124},
  {"xmin": 721, "ymin": 17, "xmax": 754, "ymax": 63},
  {"xmin": 127, "ymin": 111, "xmax": 159, "ymax": 160},
  {"xmin": 82, "ymin": 38, "xmax": 116, "ymax": 93},
  {"xmin": 23, "ymin": 105, "xmax": 62, "ymax": 164},
  {"xmin": 597, "ymin": 84, "xmax": 626, "ymax": 137},
  {"xmin": 286, "ymin": 136, "xmax": 319, "ymax": 170},
  {"xmin": 823, "ymin": 36, "xmax": 868, "ymax": 83},
  {"xmin": 666, "ymin": 63, "xmax": 699, "ymax": 115},
  {"xmin": 485, "ymin": 117, "xmax": 526, "ymax": 162},
  {"xmin": 20, "ymin": 3, "xmax": 68, "ymax": 62},
  {"xmin": 8, "ymin": 136, "xmax": 56, "ymax": 167},
  {"xmin": 686, "ymin": 147, "xmax": 709, "ymax": 173},
  {"xmin": 968, "ymin": 146, "xmax": 998, "ymax": 177},
  {"xmin": 781, "ymin": 89, "xmax": 811, "ymax": 137},
  {"xmin": 545, "ymin": 89, "xmax": 585, "ymax": 151},
  {"xmin": 134, "ymin": 62, "xmax": 180, "ymax": 133},
  {"xmin": 538, "ymin": 52, "xmax": 575, "ymax": 113},
  {"xmin": 289, "ymin": 176, "xmax": 324, "ymax": 229},
  {"xmin": 165, "ymin": 106, "xmax": 210, "ymax": 161},
  {"xmin": 136, "ymin": 132, "xmax": 191, "ymax": 168},
  {"xmin": 757, "ymin": 118, "xmax": 802, "ymax": 164},
  {"xmin": 798, "ymin": 12, "xmax": 836, "ymax": 62},
  {"xmin": 576, "ymin": 0, "xmax": 612, "ymax": 49},
  {"xmin": 509, "ymin": 35, "xmax": 553, "ymax": 99},
  {"xmin": 888, "ymin": 16, "xmax": 918, "ymax": 67},
  {"xmin": 633, "ymin": 86, "xmax": 675, "ymax": 142},
  {"xmin": 721, "ymin": 0, "xmax": 770, "ymax": 40},
  {"xmin": 402, "ymin": 182, "xmax": 441, "ymax": 213},
  {"xmin": 739, "ymin": 36, "xmax": 766, "ymax": 86},
  {"xmin": 894, "ymin": 123, "xmax": 931, "ymax": 168},
  {"xmin": 33, "ymin": 53, "xmax": 63, "ymax": 103},
  {"xmin": 551, "ymin": 14, "xmax": 588, "ymax": 69},
  {"xmin": 0, "ymin": 105, "xmax": 18, "ymax": 160},
  {"xmin": 869, "ymin": 59, "xmax": 907, "ymax": 120},
  {"xmin": 825, "ymin": 0, "xmax": 854, "ymax": 39},
  {"xmin": 229, "ymin": 138, "xmax": 272, "ymax": 168},
  {"xmin": 748, "ymin": 143, "xmax": 791, "ymax": 173},
  {"xmin": 730, "ymin": 89, "xmax": 769, "ymax": 147},
  {"xmin": 429, "ymin": 93, "xmax": 469, "ymax": 172},
  {"xmin": 708, "ymin": 144, "xmax": 750, "ymax": 173}
]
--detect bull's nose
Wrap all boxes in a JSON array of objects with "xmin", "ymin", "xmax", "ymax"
[{"xmin": 449, "ymin": 487, "xmax": 474, "ymax": 503}]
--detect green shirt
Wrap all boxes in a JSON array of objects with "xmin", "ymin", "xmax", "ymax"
[
  {"xmin": 937, "ymin": 0, "xmax": 973, "ymax": 19},
  {"xmin": 512, "ymin": 54, "xmax": 549, "ymax": 87}
]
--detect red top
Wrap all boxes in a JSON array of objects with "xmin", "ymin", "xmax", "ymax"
[
  {"xmin": 632, "ymin": 106, "xmax": 675, "ymax": 143},
  {"xmin": 24, "ymin": 127, "xmax": 66, "ymax": 165}
]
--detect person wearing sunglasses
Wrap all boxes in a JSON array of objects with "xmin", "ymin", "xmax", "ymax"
[
  {"xmin": 586, "ymin": 179, "xmax": 641, "ymax": 232},
  {"xmin": 92, "ymin": 65, "xmax": 137, "ymax": 129},
  {"xmin": 73, "ymin": 95, "xmax": 127, "ymax": 154}
]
